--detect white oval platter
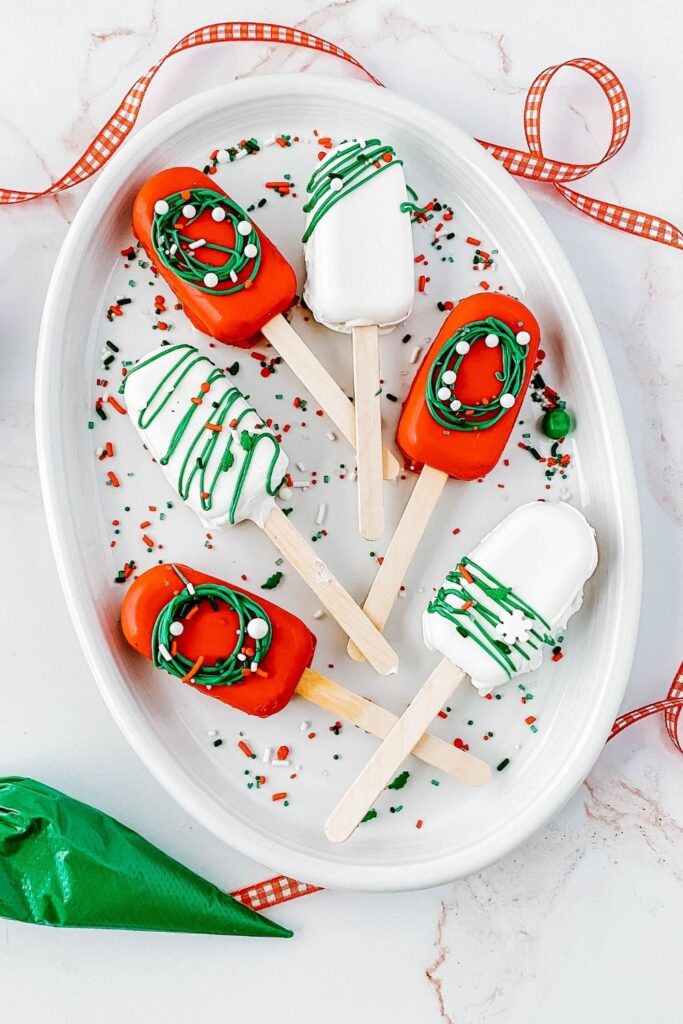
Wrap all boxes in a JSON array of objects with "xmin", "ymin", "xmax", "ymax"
[{"xmin": 36, "ymin": 74, "xmax": 641, "ymax": 891}]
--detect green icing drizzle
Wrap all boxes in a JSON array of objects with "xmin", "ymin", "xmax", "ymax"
[
  {"xmin": 426, "ymin": 316, "xmax": 529, "ymax": 432},
  {"xmin": 302, "ymin": 138, "xmax": 405, "ymax": 243},
  {"xmin": 427, "ymin": 557, "xmax": 556, "ymax": 680},
  {"xmin": 123, "ymin": 343, "xmax": 285, "ymax": 524},
  {"xmin": 151, "ymin": 187, "xmax": 261, "ymax": 295},
  {"xmin": 151, "ymin": 566, "xmax": 272, "ymax": 687}
]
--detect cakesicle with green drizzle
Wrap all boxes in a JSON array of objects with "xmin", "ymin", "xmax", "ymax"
[
  {"xmin": 325, "ymin": 501, "xmax": 598, "ymax": 842},
  {"xmin": 122, "ymin": 342, "xmax": 398, "ymax": 675},
  {"xmin": 348, "ymin": 291, "xmax": 540, "ymax": 663},
  {"xmin": 303, "ymin": 138, "xmax": 415, "ymax": 541}
]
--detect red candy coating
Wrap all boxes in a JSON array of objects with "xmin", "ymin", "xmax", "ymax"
[
  {"xmin": 396, "ymin": 293, "xmax": 540, "ymax": 479},
  {"xmin": 121, "ymin": 564, "xmax": 316, "ymax": 718},
  {"xmin": 133, "ymin": 167, "xmax": 297, "ymax": 347}
]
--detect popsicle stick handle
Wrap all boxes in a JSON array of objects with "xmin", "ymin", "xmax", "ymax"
[
  {"xmin": 352, "ymin": 324, "xmax": 384, "ymax": 540},
  {"xmin": 263, "ymin": 315, "xmax": 400, "ymax": 481},
  {"xmin": 325, "ymin": 658, "xmax": 474, "ymax": 843},
  {"xmin": 296, "ymin": 668, "xmax": 489, "ymax": 785},
  {"xmin": 263, "ymin": 506, "xmax": 398, "ymax": 676},
  {"xmin": 347, "ymin": 464, "xmax": 448, "ymax": 661}
]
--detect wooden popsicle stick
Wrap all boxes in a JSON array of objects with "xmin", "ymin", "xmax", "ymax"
[
  {"xmin": 347, "ymin": 464, "xmax": 448, "ymax": 661},
  {"xmin": 296, "ymin": 668, "xmax": 489, "ymax": 784},
  {"xmin": 263, "ymin": 314, "xmax": 400, "ymax": 481},
  {"xmin": 351, "ymin": 324, "xmax": 384, "ymax": 540},
  {"xmin": 325, "ymin": 658, "xmax": 481, "ymax": 843},
  {"xmin": 262, "ymin": 506, "xmax": 398, "ymax": 676}
]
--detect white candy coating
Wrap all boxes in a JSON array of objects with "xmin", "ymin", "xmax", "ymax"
[
  {"xmin": 423, "ymin": 501, "xmax": 598, "ymax": 691},
  {"xmin": 303, "ymin": 140, "xmax": 415, "ymax": 333},
  {"xmin": 124, "ymin": 343, "xmax": 289, "ymax": 529}
]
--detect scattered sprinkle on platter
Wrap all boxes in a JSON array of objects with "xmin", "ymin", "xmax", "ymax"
[{"xmin": 37, "ymin": 76, "xmax": 641, "ymax": 890}]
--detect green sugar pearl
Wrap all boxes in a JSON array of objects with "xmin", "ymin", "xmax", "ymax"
[{"xmin": 541, "ymin": 406, "xmax": 573, "ymax": 439}]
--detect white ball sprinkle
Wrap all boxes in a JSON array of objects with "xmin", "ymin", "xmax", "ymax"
[
  {"xmin": 211, "ymin": 207, "xmax": 226, "ymax": 222},
  {"xmin": 500, "ymin": 393, "xmax": 516, "ymax": 408},
  {"xmin": 204, "ymin": 272, "xmax": 219, "ymax": 288},
  {"xmin": 169, "ymin": 621, "xmax": 184, "ymax": 637},
  {"xmin": 485, "ymin": 333, "xmax": 500, "ymax": 348},
  {"xmin": 330, "ymin": 176, "xmax": 343, "ymax": 191},
  {"xmin": 279, "ymin": 486, "xmax": 293, "ymax": 500},
  {"xmin": 455, "ymin": 340, "xmax": 470, "ymax": 355},
  {"xmin": 450, "ymin": 399, "xmax": 462, "ymax": 412},
  {"xmin": 441, "ymin": 369, "xmax": 457, "ymax": 385},
  {"xmin": 154, "ymin": 199, "xmax": 169, "ymax": 216},
  {"xmin": 516, "ymin": 330, "xmax": 531, "ymax": 346},
  {"xmin": 244, "ymin": 243, "xmax": 258, "ymax": 259},
  {"xmin": 216, "ymin": 149, "xmax": 230, "ymax": 164},
  {"xmin": 247, "ymin": 618, "xmax": 269, "ymax": 640},
  {"xmin": 437, "ymin": 386, "xmax": 451, "ymax": 402},
  {"xmin": 237, "ymin": 220, "xmax": 252, "ymax": 236},
  {"xmin": 182, "ymin": 204, "xmax": 196, "ymax": 219}
]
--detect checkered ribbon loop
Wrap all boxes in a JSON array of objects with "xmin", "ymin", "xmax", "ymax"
[
  {"xmin": 608, "ymin": 661, "xmax": 683, "ymax": 754},
  {"xmin": 478, "ymin": 58, "xmax": 683, "ymax": 250},
  {"xmin": 1, "ymin": 24, "xmax": 682, "ymax": 251},
  {"xmin": 230, "ymin": 874, "xmax": 321, "ymax": 911}
]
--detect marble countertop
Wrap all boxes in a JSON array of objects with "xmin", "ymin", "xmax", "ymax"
[{"xmin": 1, "ymin": 2, "xmax": 681, "ymax": 1021}]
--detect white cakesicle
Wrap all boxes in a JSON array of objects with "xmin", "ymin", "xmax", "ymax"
[
  {"xmin": 423, "ymin": 501, "xmax": 599, "ymax": 691},
  {"xmin": 123, "ymin": 342, "xmax": 289, "ymax": 528},
  {"xmin": 302, "ymin": 138, "xmax": 415, "ymax": 333}
]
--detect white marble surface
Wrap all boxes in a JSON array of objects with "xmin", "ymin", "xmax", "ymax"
[{"xmin": 1, "ymin": 2, "xmax": 682, "ymax": 1021}]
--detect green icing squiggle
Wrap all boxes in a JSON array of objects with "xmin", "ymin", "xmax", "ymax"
[
  {"xmin": 151, "ymin": 187, "xmax": 261, "ymax": 295},
  {"xmin": 302, "ymin": 138, "xmax": 405, "ymax": 243},
  {"xmin": 425, "ymin": 316, "xmax": 528, "ymax": 432},
  {"xmin": 123, "ymin": 343, "xmax": 285, "ymax": 524},
  {"xmin": 151, "ymin": 565, "xmax": 272, "ymax": 687},
  {"xmin": 427, "ymin": 557, "xmax": 556, "ymax": 680}
]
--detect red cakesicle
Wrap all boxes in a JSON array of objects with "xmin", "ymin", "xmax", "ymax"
[
  {"xmin": 348, "ymin": 292, "xmax": 541, "ymax": 662},
  {"xmin": 132, "ymin": 167, "xmax": 401, "ymax": 483},
  {"xmin": 121, "ymin": 564, "xmax": 315, "ymax": 718},
  {"xmin": 133, "ymin": 167, "xmax": 297, "ymax": 347},
  {"xmin": 397, "ymin": 293, "xmax": 540, "ymax": 478},
  {"xmin": 120, "ymin": 564, "xmax": 489, "ymax": 785}
]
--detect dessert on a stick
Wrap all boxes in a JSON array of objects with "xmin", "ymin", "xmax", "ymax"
[
  {"xmin": 303, "ymin": 138, "xmax": 415, "ymax": 539},
  {"xmin": 121, "ymin": 341, "xmax": 398, "ymax": 675},
  {"xmin": 121, "ymin": 563, "xmax": 490, "ymax": 785},
  {"xmin": 348, "ymin": 292, "xmax": 540, "ymax": 660},
  {"xmin": 133, "ymin": 167, "xmax": 400, "ymax": 481},
  {"xmin": 327, "ymin": 501, "xmax": 598, "ymax": 842}
]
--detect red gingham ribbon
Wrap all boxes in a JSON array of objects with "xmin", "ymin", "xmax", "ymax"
[
  {"xmin": 608, "ymin": 661, "xmax": 683, "ymax": 754},
  {"xmin": 230, "ymin": 874, "xmax": 321, "ymax": 911},
  {"xmin": 6, "ymin": 23, "xmax": 678, "ymax": 910},
  {"xmin": 1, "ymin": 21, "xmax": 682, "ymax": 252}
]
